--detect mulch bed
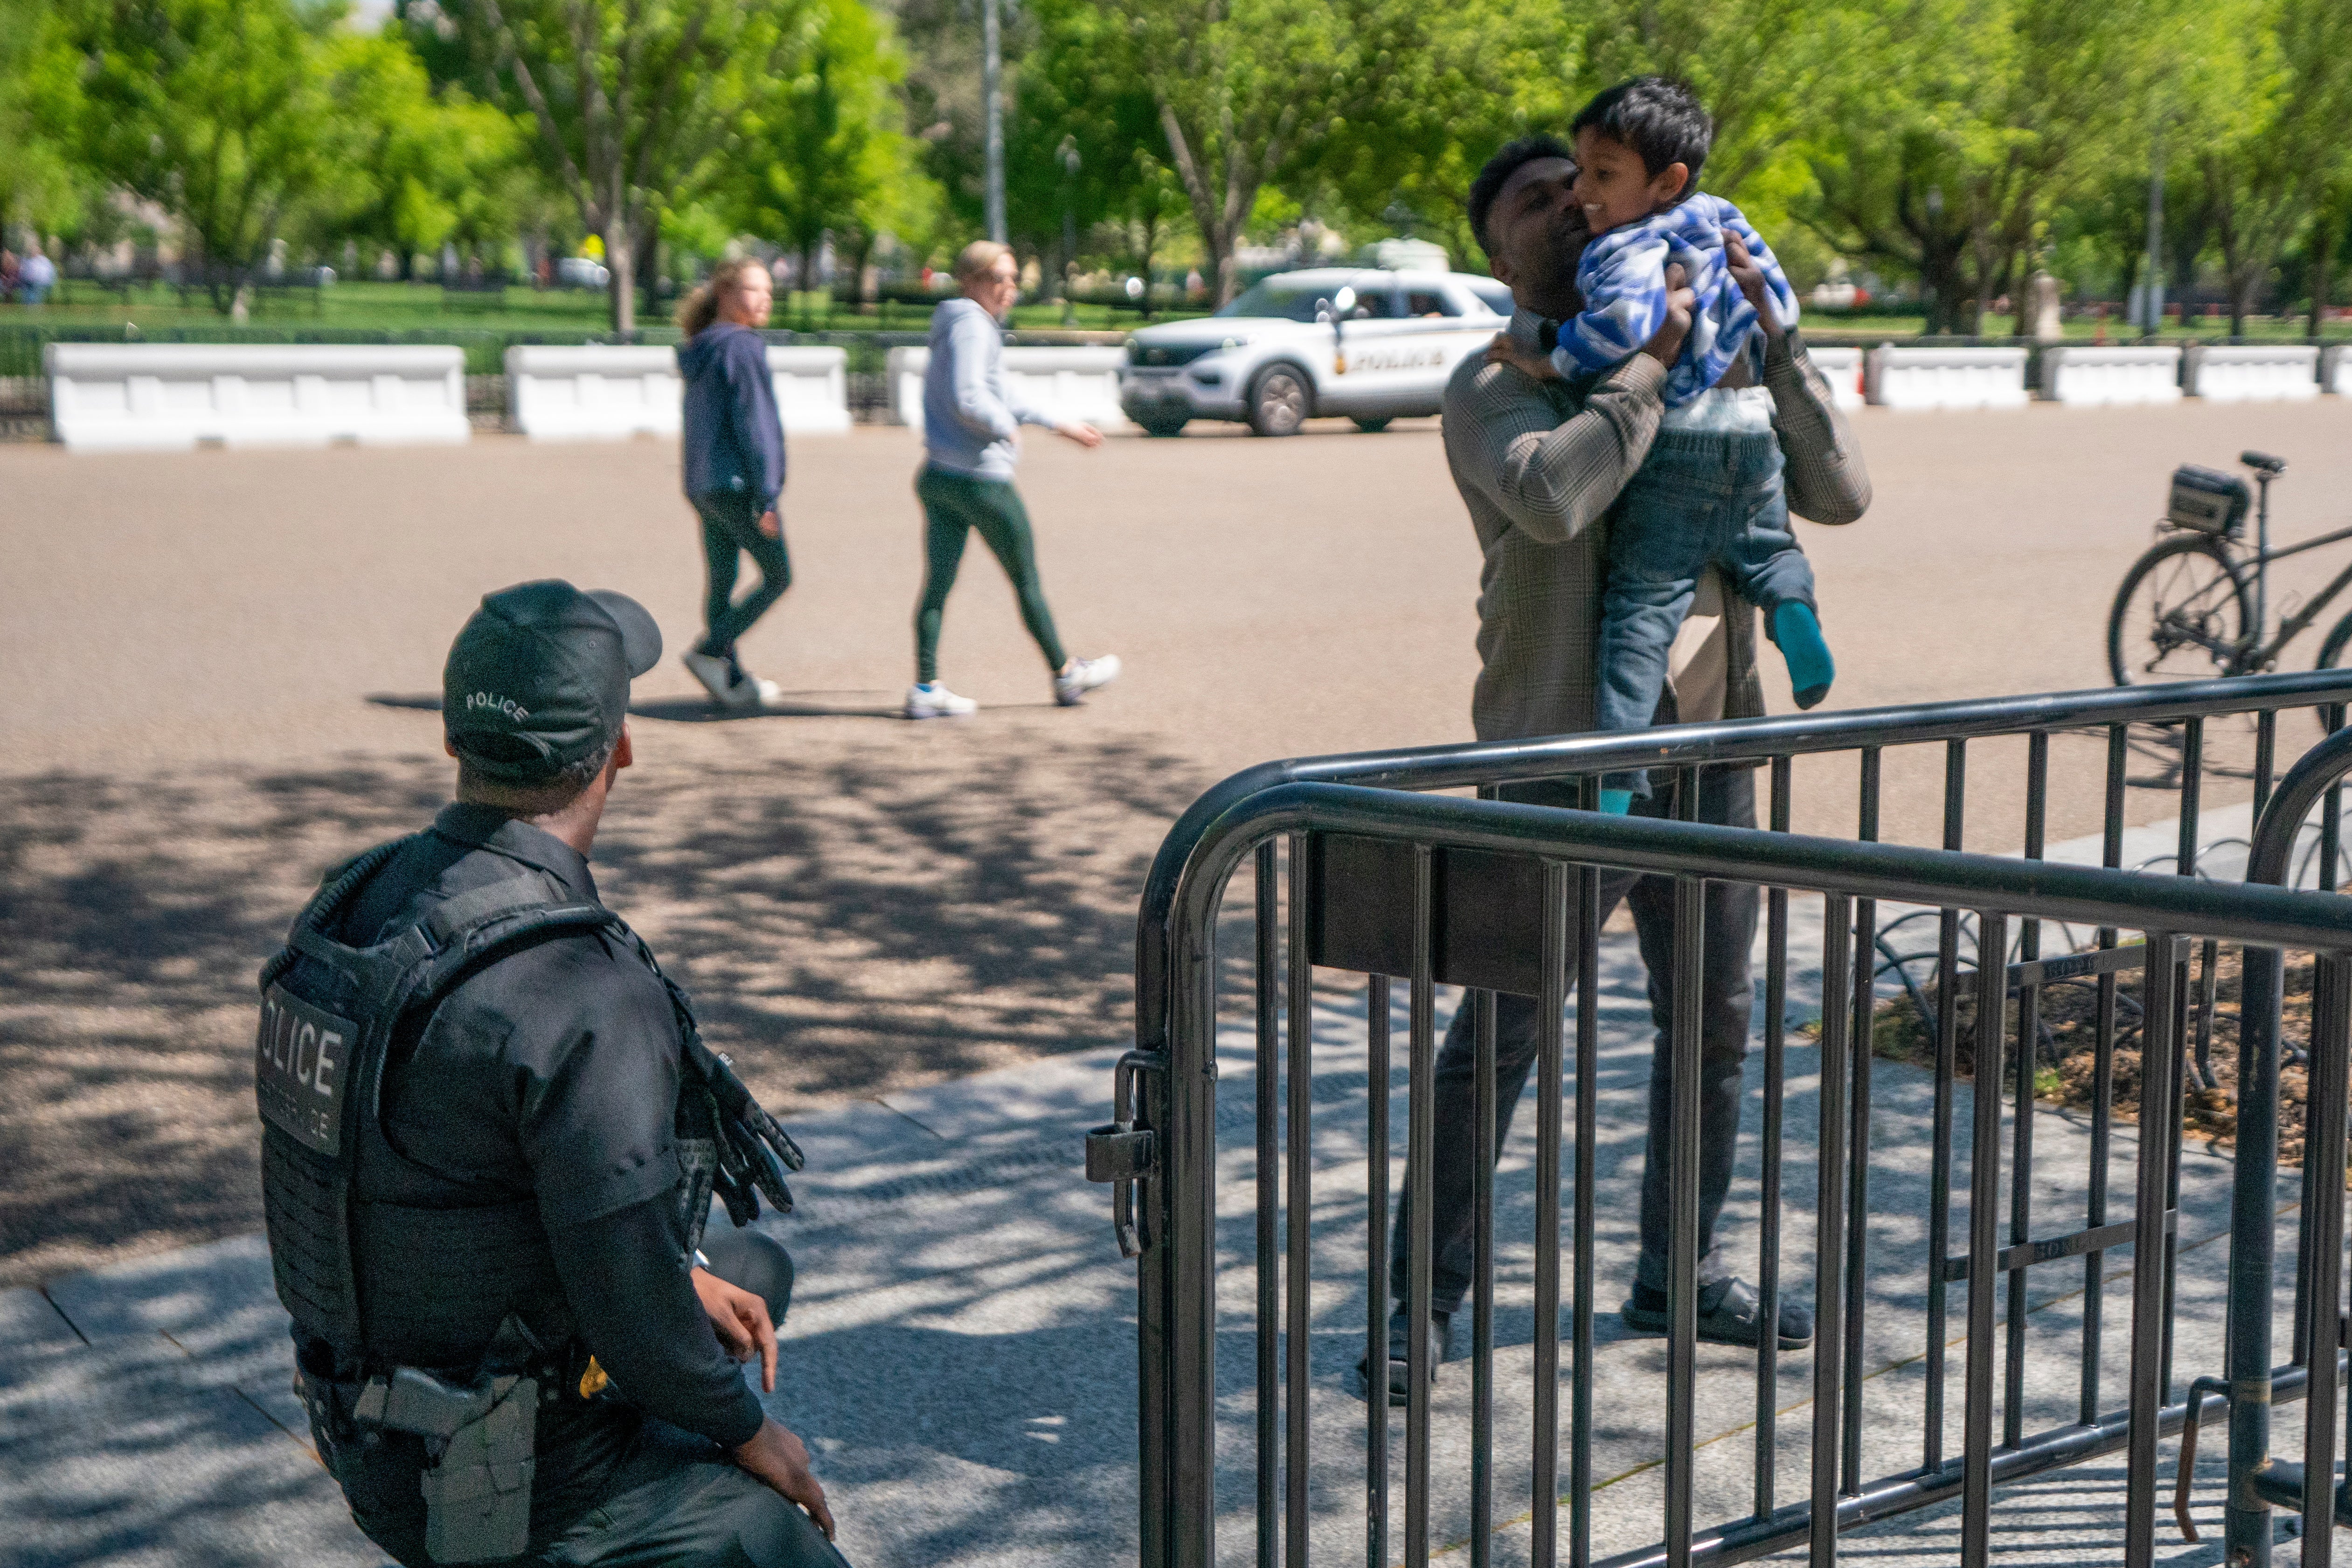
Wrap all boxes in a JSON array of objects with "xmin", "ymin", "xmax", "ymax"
[{"xmin": 1863, "ymin": 942, "xmax": 2323, "ymax": 1165}]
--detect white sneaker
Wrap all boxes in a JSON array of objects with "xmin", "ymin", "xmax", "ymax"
[
  {"xmin": 1054, "ymin": 654, "xmax": 1121, "ymax": 707},
  {"xmin": 684, "ymin": 650, "xmax": 777, "ymax": 709},
  {"xmin": 682, "ymin": 650, "xmax": 744, "ymax": 707},
  {"xmin": 905, "ymin": 682, "xmax": 978, "ymax": 719}
]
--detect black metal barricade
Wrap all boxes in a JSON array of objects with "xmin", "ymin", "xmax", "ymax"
[
  {"xmin": 2221, "ymin": 724, "xmax": 2352, "ymax": 1568},
  {"xmin": 1091, "ymin": 671, "xmax": 2352, "ymax": 1568}
]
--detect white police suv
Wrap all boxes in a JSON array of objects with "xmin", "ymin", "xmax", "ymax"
[{"xmin": 1119, "ymin": 268, "xmax": 1513, "ymax": 437}]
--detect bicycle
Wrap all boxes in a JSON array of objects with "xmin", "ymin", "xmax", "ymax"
[{"xmin": 2109, "ymin": 449, "xmax": 2352, "ymax": 692}]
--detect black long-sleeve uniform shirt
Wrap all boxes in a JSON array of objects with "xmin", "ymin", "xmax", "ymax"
[{"xmin": 325, "ymin": 803, "xmax": 763, "ymax": 1559}]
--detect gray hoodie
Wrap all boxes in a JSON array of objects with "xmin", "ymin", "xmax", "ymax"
[{"xmin": 922, "ymin": 296, "xmax": 1054, "ymax": 481}]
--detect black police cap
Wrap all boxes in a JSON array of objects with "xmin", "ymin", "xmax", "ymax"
[{"xmin": 442, "ymin": 581, "xmax": 661, "ymax": 784}]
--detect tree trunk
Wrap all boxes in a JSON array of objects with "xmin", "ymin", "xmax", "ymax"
[
  {"xmin": 605, "ymin": 216, "xmax": 637, "ymax": 335},
  {"xmin": 2311, "ymin": 220, "xmax": 2335, "ymax": 339},
  {"xmin": 1138, "ymin": 208, "xmax": 1160, "ymax": 321},
  {"xmin": 637, "ymin": 227, "xmax": 661, "ymax": 329}
]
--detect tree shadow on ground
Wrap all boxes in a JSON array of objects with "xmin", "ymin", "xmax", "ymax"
[{"xmin": 0, "ymin": 731, "xmax": 1205, "ymax": 1288}]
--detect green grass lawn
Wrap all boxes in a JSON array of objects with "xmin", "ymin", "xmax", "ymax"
[{"xmin": 0, "ymin": 280, "xmax": 2331, "ymax": 360}]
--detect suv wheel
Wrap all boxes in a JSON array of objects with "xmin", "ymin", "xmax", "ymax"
[
  {"xmin": 1352, "ymin": 416, "xmax": 1392, "ymax": 434},
  {"xmin": 1136, "ymin": 410, "xmax": 1190, "ymax": 437},
  {"xmin": 1248, "ymin": 366, "xmax": 1310, "ymax": 437}
]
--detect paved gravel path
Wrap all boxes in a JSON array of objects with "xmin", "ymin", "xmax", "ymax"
[{"xmin": 3, "ymin": 401, "xmax": 2349, "ymax": 1286}]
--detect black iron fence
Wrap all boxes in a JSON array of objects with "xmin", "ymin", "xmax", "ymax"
[{"xmin": 1094, "ymin": 669, "xmax": 2352, "ymax": 1568}]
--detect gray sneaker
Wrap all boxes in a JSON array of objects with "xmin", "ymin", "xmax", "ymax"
[{"xmin": 1353, "ymin": 1307, "xmax": 1450, "ymax": 1407}]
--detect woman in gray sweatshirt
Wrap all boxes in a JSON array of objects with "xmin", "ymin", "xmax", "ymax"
[{"xmin": 906, "ymin": 240, "xmax": 1119, "ymax": 718}]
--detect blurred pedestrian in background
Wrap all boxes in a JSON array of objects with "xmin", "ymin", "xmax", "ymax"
[
  {"xmin": 676, "ymin": 258, "xmax": 790, "ymax": 709},
  {"xmin": 18, "ymin": 247, "xmax": 55, "ymax": 306},
  {"xmin": 905, "ymin": 239, "xmax": 1119, "ymax": 720},
  {"xmin": 1, "ymin": 249, "xmax": 20, "ymax": 303}
]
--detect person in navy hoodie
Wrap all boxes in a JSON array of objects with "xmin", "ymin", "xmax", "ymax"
[{"xmin": 676, "ymin": 259, "xmax": 790, "ymax": 708}]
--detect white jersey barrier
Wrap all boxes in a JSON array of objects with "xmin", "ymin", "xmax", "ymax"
[
  {"xmin": 507, "ymin": 346, "xmax": 680, "ymax": 439},
  {"xmin": 2184, "ymin": 344, "xmax": 2321, "ymax": 403},
  {"xmin": 1805, "ymin": 346, "xmax": 1866, "ymax": 410},
  {"xmin": 2324, "ymin": 344, "xmax": 2352, "ymax": 397},
  {"xmin": 506, "ymin": 343, "xmax": 850, "ymax": 440},
  {"xmin": 2039, "ymin": 345, "xmax": 2184, "ymax": 407},
  {"xmin": 766, "ymin": 346, "xmax": 853, "ymax": 434},
  {"xmin": 1864, "ymin": 345, "xmax": 2030, "ymax": 410},
  {"xmin": 46, "ymin": 343, "xmax": 468, "ymax": 452},
  {"xmin": 887, "ymin": 345, "xmax": 1131, "ymax": 434}
]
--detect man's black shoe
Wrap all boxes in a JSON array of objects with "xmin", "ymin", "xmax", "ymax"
[
  {"xmin": 1352, "ymin": 1307, "xmax": 1451, "ymax": 1407},
  {"xmin": 1622, "ymin": 1278, "xmax": 1813, "ymax": 1350}
]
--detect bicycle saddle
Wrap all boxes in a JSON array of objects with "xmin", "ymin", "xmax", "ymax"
[{"xmin": 2241, "ymin": 450, "xmax": 2288, "ymax": 475}]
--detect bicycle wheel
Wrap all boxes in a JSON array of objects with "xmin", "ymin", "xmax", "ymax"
[{"xmin": 2108, "ymin": 533, "xmax": 2253, "ymax": 686}]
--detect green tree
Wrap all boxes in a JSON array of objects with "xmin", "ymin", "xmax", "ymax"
[
  {"xmin": 315, "ymin": 31, "xmax": 530, "ymax": 278},
  {"xmin": 47, "ymin": 0, "xmax": 343, "ymax": 312},
  {"xmin": 1002, "ymin": 0, "xmax": 1166, "ymax": 289},
  {"xmin": 1103, "ymin": 0, "xmax": 1401, "ymax": 303},
  {"xmin": 0, "ymin": 0, "xmax": 94, "ymax": 246},
  {"xmin": 1804, "ymin": 0, "xmax": 2172, "ymax": 334},
  {"xmin": 736, "ymin": 0, "xmax": 923, "ymax": 320},
  {"xmin": 1307, "ymin": 0, "xmax": 1568, "ymax": 267},
  {"xmin": 2193, "ymin": 0, "xmax": 2352, "ymax": 333},
  {"xmin": 430, "ymin": 0, "xmax": 807, "ymax": 332}
]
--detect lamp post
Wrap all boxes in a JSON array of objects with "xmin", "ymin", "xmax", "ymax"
[
  {"xmin": 2141, "ymin": 120, "xmax": 2165, "ymax": 336},
  {"xmin": 983, "ymin": 0, "xmax": 1005, "ymax": 244},
  {"xmin": 1059, "ymin": 135, "xmax": 1080, "ymax": 322}
]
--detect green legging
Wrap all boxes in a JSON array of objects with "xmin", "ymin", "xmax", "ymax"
[{"xmin": 913, "ymin": 466, "xmax": 1068, "ymax": 684}]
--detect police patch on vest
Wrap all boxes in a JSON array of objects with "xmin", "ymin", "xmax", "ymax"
[{"xmin": 257, "ymin": 984, "xmax": 356, "ymax": 1156}]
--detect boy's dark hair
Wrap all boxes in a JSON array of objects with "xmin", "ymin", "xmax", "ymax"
[
  {"xmin": 1467, "ymin": 133, "xmax": 1573, "ymax": 257},
  {"xmin": 1570, "ymin": 77, "xmax": 1712, "ymax": 199}
]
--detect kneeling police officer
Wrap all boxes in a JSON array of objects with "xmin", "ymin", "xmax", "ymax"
[{"xmin": 257, "ymin": 580, "xmax": 848, "ymax": 1567}]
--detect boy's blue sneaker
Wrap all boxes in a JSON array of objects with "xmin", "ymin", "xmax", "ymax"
[
  {"xmin": 1598, "ymin": 788, "xmax": 1636, "ymax": 815},
  {"xmin": 1773, "ymin": 602, "xmax": 1834, "ymax": 710}
]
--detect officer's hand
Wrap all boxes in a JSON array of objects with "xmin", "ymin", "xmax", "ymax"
[
  {"xmin": 691, "ymin": 1265, "xmax": 778, "ymax": 1394},
  {"xmin": 735, "ymin": 1418, "xmax": 836, "ymax": 1539},
  {"xmin": 758, "ymin": 508, "xmax": 780, "ymax": 539}
]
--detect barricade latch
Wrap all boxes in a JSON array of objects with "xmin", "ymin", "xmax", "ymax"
[{"xmin": 1085, "ymin": 1050, "xmax": 1165, "ymax": 1259}]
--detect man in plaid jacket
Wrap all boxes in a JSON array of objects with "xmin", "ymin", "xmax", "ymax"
[{"xmin": 1362, "ymin": 132, "xmax": 1872, "ymax": 1402}]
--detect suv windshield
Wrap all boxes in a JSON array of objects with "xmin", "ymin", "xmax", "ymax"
[{"xmin": 1216, "ymin": 280, "xmax": 1339, "ymax": 322}]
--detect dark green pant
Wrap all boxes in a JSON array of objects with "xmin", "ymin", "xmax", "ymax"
[
  {"xmin": 694, "ymin": 491, "xmax": 790, "ymax": 657},
  {"xmin": 913, "ymin": 466, "xmax": 1066, "ymax": 684}
]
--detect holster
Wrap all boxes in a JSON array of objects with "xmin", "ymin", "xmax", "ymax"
[{"xmin": 351, "ymin": 1366, "xmax": 538, "ymax": 1564}]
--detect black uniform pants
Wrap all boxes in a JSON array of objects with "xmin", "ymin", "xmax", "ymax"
[
  {"xmin": 1387, "ymin": 764, "xmax": 1760, "ymax": 1315},
  {"xmin": 538, "ymin": 1227, "xmax": 849, "ymax": 1568}
]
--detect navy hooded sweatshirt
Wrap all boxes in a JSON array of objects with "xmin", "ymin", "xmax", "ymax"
[{"xmin": 676, "ymin": 322, "xmax": 784, "ymax": 506}]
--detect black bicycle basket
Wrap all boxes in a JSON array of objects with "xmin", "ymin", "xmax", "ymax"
[{"xmin": 2167, "ymin": 465, "xmax": 2251, "ymax": 535}]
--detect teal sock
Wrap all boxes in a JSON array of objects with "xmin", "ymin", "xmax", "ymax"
[
  {"xmin": 1774, "ymin": 602, "xmax": 1835, "ymax": 710},
  {"xmin": 1598, "ymin": 788, "xmax": 1635, "ymax": 815}
]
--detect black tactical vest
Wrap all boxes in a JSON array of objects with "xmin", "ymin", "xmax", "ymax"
[{"xmin": 256, "ymin": 836, "xmax": 726, "ymax": 1384}]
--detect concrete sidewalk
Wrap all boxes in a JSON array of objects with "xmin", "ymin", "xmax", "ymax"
[{"xmin": 0, "ymin": 805, "xmax": 2325, "ymax": 1568}]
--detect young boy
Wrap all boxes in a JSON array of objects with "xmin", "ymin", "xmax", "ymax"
[{"xmin": 1488, "ymin": 77, "xmax": 1835, "ymax": 811}]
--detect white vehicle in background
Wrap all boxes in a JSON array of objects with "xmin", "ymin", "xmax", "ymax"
[{"xmin": 1119, "ymin": 268, "xmax": 1513, "ymax": 437}]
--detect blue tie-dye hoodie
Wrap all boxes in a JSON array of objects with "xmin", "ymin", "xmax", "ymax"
[{"xmin": 1547, "ymin": 191, "xmax": 1801, "ymax": 408}]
